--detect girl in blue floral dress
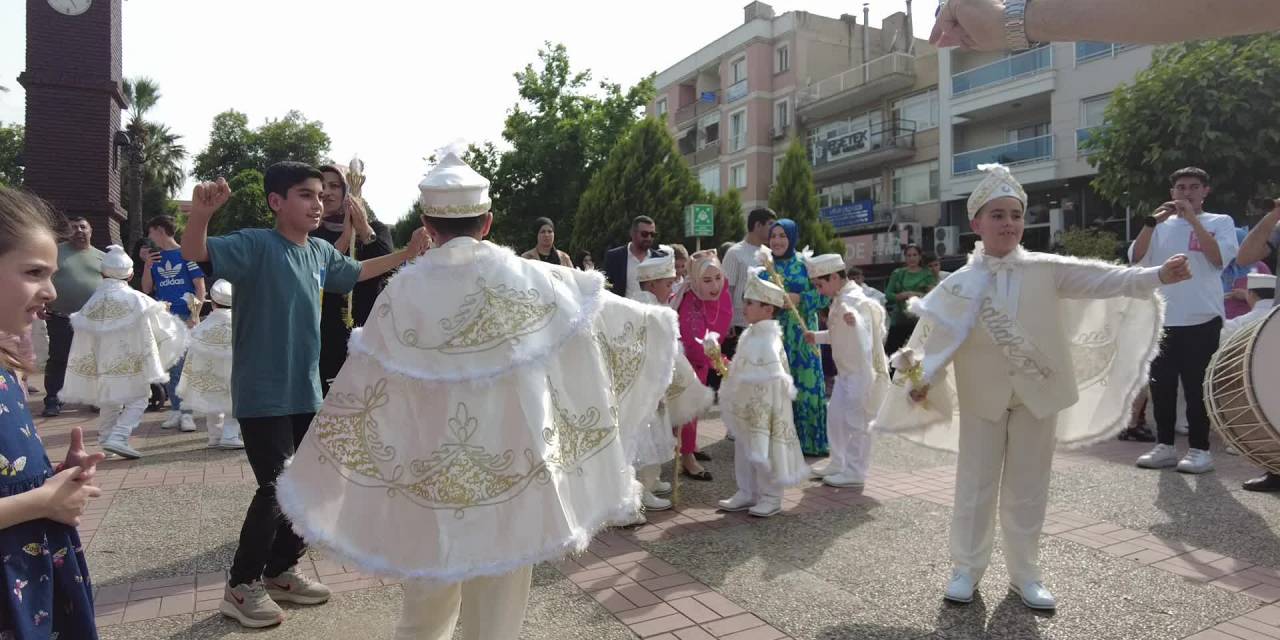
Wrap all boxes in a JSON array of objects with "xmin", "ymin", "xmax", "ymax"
[
  {"xmin": 762, "ymin": 219, "xmax": 829, "ymax": 456},
  {"xmin": 0, "ymin": 187, "xmax": 104, "ymax": 639}
]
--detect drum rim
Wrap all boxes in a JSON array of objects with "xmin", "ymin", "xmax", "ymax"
[{"xmin": 1206, "ymin": 306, "xmax": 1280, "ymax": 474}]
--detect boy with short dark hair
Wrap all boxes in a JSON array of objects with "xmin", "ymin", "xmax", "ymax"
[
  {"xmin": 142, "ymin": 214, "xmax": 205, "ymax": 431},
  {"xmin": 181, "ymin": 161, "xmax": 429, "ymax": 629}
]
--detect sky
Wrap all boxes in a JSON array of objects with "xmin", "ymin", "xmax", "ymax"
[{"xmin": 0, "ymin": 0, "xmax": 935, "ymax": 222}]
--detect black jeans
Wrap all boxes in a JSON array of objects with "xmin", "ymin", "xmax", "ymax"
[
  {"xmin": 43, "ymin": 314, "xmax": 73, "ymax": 407},
  {"xmin": 229, "ymin": 413, "xmax": 314, "ymax": 586},
  {"xmin": 1151, "ymin": 317, "xmax": 1222, "ymax": 451}
]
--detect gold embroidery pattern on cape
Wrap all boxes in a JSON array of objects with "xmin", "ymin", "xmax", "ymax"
[
  {"xmin": 595, "ymin": 321, "xmax": 646, "ymax": 399},
  {"xmin": 543, "ymin": 386, "xmax": 614, "ymax": 475},
  {"xmin": 69, "ymin": 344, "xmax": 146, "ymax": 379},
  {"xmin": 388, "ymin": 279, "xmax": 558, "ymax": 354},
  {"xmin": 81, "ymin": 296, "xmax": 134, "ymax": 323},
  {"xmin": 193, "ymin": 323, "xmax": 232, "ymax": 348},
  {"xmin": 1070, "ymin": 324, "xmax": 1116, "ymax": 387},
  {"xmin": 181, "ymin": 360, "xmax": 229, "ymax": 395},
  {"xmin": 732, "ymin": 390, "xmax": 799, "ymax": 445},
  {"xmin": 314, "ymin": 380, "xmax": 397, "ymax": 483}
]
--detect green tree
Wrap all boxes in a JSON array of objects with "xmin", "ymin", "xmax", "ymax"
[
  {"xmin": 192, "ymin": 110, "xmax": 331, "ymax": 181},
  {"xmin": 705, "ymin": 188, "xmax": 746, "ymax": 250},
  {"xmin": 208, "ymin": 169, "xmax": 271, "ymax": 236},
  {"xmin": 572, "ymin": 118, "xmax": 701, "ymax": 257},
  {"xmin": 1089, "ymin": 34, "xmax": 1280, "ymax": 216},
  {"xmin": 392, "ymin": 201, "xmax": 424, "ymax": 248},
  {"xmin": 0, "ymin": 122, "xmax": 22, "ymax": 187},
  {"xmin": 1061, "ymin": 227, "xmax": 1121, "ymax": 261},
  {"xmin": 121, "ymin": 77, "xmax": 187, "ymax": 244},
  {"xmin": 469, "ymin": 43, "xmax": 654, "ymax": 249},
  {"xmin": 769, "ymin": 138, "xmax": 843, "ymax": 255}
]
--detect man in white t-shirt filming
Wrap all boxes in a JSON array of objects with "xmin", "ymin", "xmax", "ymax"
[{"xmin": 1131, "ymin": 167, "xmax": 1239, "ymax": 474}]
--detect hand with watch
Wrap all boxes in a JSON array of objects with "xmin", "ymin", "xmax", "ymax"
[{"xmin": 931, "ymin": 0, "xmax": 1038, "ymax": 51}]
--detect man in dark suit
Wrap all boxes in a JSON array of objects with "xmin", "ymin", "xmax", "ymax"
[{"xmin": 604, "ymin": 215, "xmax": 662, "ymax": 296}]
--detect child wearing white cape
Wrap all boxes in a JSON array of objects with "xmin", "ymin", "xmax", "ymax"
[
  {"xmin": 716, "ymin": 270, "xmax": 810, "ymax": 518},
  {"xmin": 61, "ymin": 245, "xmax": 187, "ymax": 459},
  {"xmin": 175, "ymin": 279, "xmax": 244, "ymax": 449}
]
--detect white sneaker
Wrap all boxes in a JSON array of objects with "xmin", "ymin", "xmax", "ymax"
[
  {"xmin": 717, "ymin": 491, "xmax": 755, "ymax": 512},
  {"xmin": 161, "ymin": 411, "xmax": 182, "ymax": 429},
  {"xmin": 217, "ymin": 437, "xmax": 246, "ymax": 450},
  {"xmin": 1136, "ymin": 443, "xmax": 1178, "ymax": 469},
  {"xmin": 641, "ymin": 491, "xmax": 672, "ymax": 511},
  {"xmin": 652, "ymin": 480, "xmax": 672, "ymax": 496},
  {"xmin": 944, "ymin": 570, "xmax": 976, "ymax": 604},
  {"xmin": 179, "ymin": 413, "xmax": 197, "ymax": 432},
  {"xmin": 1176, "ymin": 448, "xmax": 1214, "ymax": 474},
  {"xmin": 1011, "ymin": 580, "xmax": 1056, "ymax": 610},
  {"xmin": 1175, "ymin": 424, "xmax": 1189, "ymax": 435},
  {"xmin": 101, "ymin": 437, "xmax": 142, "ymax": 460},
  {"xmin": 810, "ymin": 460, "xmax": 836, "ymax": 478},
  {"xmin": 1226, "ymin": 445, "xmax": 1241, "ymax": 456},
  {"xmin": 822, "ymin": 472, "xmax": 865, "ymax": 488},
  {"xmin": 748, "ymin": 495, "xmax": 782, "ymax": 518},
  {"xmin": 725, "ymin": 432, "xmax": 736, "ymax": 441}
]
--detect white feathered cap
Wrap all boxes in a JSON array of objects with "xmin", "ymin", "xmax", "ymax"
[
  {"xmin": 101, "ymin": 244, "xmax": 133, "ymax": 280},
  {"xmin": 799, "ymin": 246, "xmax": 845, "ymax": 278},
  {"xmin": 966, "ymin": 163, "xmax": 1027, "ymax": 220},
  {"xmin": 744, "ymin": 267, "xmax": 788, "ymax": 309},
  {"xmin": 636, "ymin": 246, "xmax": 676, "ymax": 282},
  {"xmin": 418, "ymin": 140, "xmax": 491, "ymax": 219},
  {"xmin": 210, "ymin": 279, "xmax": 233, "ymax": 307}
]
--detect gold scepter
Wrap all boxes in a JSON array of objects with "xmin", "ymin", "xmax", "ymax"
[
  {"xmin": 757, "ymin": 249, "xmax": 821, "ymax": 357},
  {"xmin": 344, "ymin": 155, "xmax": 367, "ymax": 329}
]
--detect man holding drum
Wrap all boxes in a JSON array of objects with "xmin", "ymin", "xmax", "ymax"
[{"xmin": 1231, "ymin": 197, "xmax": 1280, "ymax": 491}]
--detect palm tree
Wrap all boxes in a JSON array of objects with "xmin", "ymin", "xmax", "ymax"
[{"xmin": 120, "ymin": 78, "xmax": 186, "ymax": 243}]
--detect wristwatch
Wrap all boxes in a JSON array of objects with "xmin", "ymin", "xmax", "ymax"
[
  {"xmin": 1004, "ymin": 0, "xmax": 1035, "ymax": 51},
  {"xmin": 1143, "ymin": 215, "xmax": 1159, "ymax": 228}
]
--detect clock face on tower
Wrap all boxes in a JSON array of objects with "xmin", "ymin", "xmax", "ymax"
[{"xmin": 47, "ymin": 0, "xmax": 91, "ymax": 16}]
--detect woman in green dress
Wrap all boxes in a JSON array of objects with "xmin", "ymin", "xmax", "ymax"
[{"xmin": 883, "ymin": 243, "xmax": 938, "ymax": 356}]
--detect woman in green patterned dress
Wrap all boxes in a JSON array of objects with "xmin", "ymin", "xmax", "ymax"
[
  {"xmin": 883, "ymin": 243, "xmax": 938, "ymax": 357},
  {"xmin": 762, "ymin": 219, "xmax": 828, "ymax": 456}
]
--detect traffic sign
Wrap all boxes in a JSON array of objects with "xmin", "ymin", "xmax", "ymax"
[{"xmin": 684, "ymin": 204, "xmax": 714, "ymax": 237}]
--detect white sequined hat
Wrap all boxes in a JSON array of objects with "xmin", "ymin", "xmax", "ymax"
[
  {"xmin": 801, "ymin": 248, "xmax": 846, "ymax": 278},
  {"xmin": 101, "ymin": 244, "xmax": 133, "ymax": 280},
  {"xmin": 1247, "ymin": 273, "xmax": 1276, "ymax": 290},
  {"xmin": 966, "ymin": 163, "xmax": 1028, "ymax": 220},
  {"xmin": 636, "ymin": 247, "xmax": 676, "ymax": 282},
  {"xmin": 210, "ymin": 279, "xmax": 233, "ymax": 307},
  {"xmin": 744, "ymin": 267, "xmax": 788, "ymax": 309},
  {"xmin": 418, "ymin": 141, "xmax": 491, "ymax": 219}
]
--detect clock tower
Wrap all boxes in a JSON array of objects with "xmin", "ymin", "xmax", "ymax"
[{"xmin": 18, "ymin": 0, "xmax": 127, "ymax": 247}]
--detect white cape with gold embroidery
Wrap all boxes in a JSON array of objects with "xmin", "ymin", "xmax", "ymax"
[
  {"xmin": 61, "ymin": 279, "xmax": 187, "ymax": 406},
  {"xmin": 874, "ymin": 248, "xmax": 1163, "ymax": 451},
  {"xmin": 277, "ymin": 239, "xmax": 679, "ymax": 584},
  {"xmin": 624, "ymin": 290, "xmax": 712, "ymax": 466},
  {"xmin": 720, "ymin": 320, "xmax": 810, "ymax": 488},
  {"xmin": 175, "ymin": 308, "xmax": 232, "ymax": 414}
]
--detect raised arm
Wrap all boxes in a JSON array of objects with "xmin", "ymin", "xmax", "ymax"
[
  {"xmin": 1238, "ymin": 201, "xmax": 1280, "ymax": 266},
  {"xmin": 1055, "ymin": 255, "xmax": 1190, "ymax": 299},
  {"xmin": 357, "ymin": 227, "xmax": 430, "ymax": 282},
  {"xmin": 181, "ymin": 179, "xmax": 231, "ymax": 263},
  {"xmin": 931, "ymin": 0, "xmax": 1280, "ymax": 51}
]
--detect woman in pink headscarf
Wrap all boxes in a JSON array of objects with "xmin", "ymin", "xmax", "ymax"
[{"xmin": 673, "ymin": 252, "xmax": 732, "ymax": 481}]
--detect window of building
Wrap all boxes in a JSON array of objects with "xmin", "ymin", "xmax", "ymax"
[
  {"xmin": 1081, "ymin": 94, "xmax": 1110, "ymax": 128},
  {"xmin": 731, "ymin": 56, "xmax": 747, "ymax": 84},
  {"xmin": 775, "ymin": 45, "xmax": 790, "ymax": 73},
  {"xmin": 1075, "ymin": 42, "xmax": 1135, "ymax": 64},
  {"xmin": 892, "ymin": 161, "xmax": 940, "ymax": 205},
  {"xmin": 699, "ymin": 166, "xmax": 721, "ymax": 195},
  {"xmin": 656, "ymin": 98, "xmax": 668, "ymax": 119},
  {"xmin": 699, "ymin": 113, "xmax": 720, "ymax": 149},
  {"xmin": 772, "ymin": 154, "xmax": 786, "ymax": 184},
  {"xmin": 774, "ymin": 98, "xmax": 790, "ymax": 132},
  {"xmin": 819, "ymin": 178, "xmax": 882, "ymax": 209},
  {"xmin": 892, "ymin": 89, "xmax": 939, "ymax": 131},
  {"xmin": 729, "ymin": 163, "xmax": 747, "ymax": 190},
  {"xmin": 1007, "ymin": 122, "xmax": 1050, "ymax": 142},
  {"xmin": 729, "ymin": 109, "xmax": 747, "ymax": 152}
]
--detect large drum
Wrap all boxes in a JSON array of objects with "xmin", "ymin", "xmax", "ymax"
[{"xmin": 1206, "ymin": 306, "xmax": 1280, "ymax": 474}]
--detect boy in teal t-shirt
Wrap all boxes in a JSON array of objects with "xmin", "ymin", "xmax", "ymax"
[{"xmin": 181, "ymin": 161, "xmax": 428, "ymax": 629}]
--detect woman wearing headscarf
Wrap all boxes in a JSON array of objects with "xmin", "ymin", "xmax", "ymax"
[
  {"xmin": 521, "ymin": 217, "xmax": 574, "ymax": 267},
  {"xmin": 762, "ymin": 219, "xmax": 829, "ymax": 456},
  {"xmin": 673, "ymin": 252, "xmax": 732, "ymax": 480}
]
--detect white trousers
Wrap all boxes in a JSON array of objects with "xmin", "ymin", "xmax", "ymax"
[
  {"xmin": 732, "ymin": 435, "xmax": 780, "ymax": 500},
  {"xmin": 950, "ymin": 403, "xmax": 1056, "ymax": 585},
  {"xmin": 824, "ymin": 374, "xmax": 873, "ymax": 481},
  {"xmin": 97, "ymin": 398, "xmax": 148, "ymax": 445},
  {"xmin": 205, "ymin": 413, "xmax": 242, "ymax": 446},
  {"xmin": 637, "ymin": 464, "xmax": 662, "ymax": 492},
  {"xmin": 394, "ymin": 565, "xmax": 533, "ymax": 640}
]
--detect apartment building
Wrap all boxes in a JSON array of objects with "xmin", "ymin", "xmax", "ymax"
[{"xmin": 936, "ymin": 42, "xmax": 1154, "ymax": 260}]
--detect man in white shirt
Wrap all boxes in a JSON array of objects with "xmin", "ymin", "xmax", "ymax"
[
  {"xmin": 1131, "ymin": 167, "xmax": 1239, "ymax": 474},
  {"xmin": 722, "ymin": 208, "xmax": 779, "ymax": 339}
]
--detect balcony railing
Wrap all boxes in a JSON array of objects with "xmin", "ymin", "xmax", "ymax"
[
  {"xmin": 726, "ymin": 80, "xmax": 748, "ymax": 103},
  {"xmin": 1076, "ymin": 126, "xmax": 1100, "ymax": 155},
  {"xmin": 808, "ymin": 119, "xmax": 918, "ymax": 170},
  {"xmin": 1075, "ymin": 42, "xmax": 1137, "ymax": 64},
  {"xmin": 952, "ymin": 47, "xmax": 1053, "ymax": 96},
  {"xmin": 954, "ymin": 134, "xmax": 1054, "ymax": 175},
  {"xmin": 673, "ymin": 94, "xmax": 721, "ymax": 126},
  {"xmin": 797, "ymin": 52, "xmax": 916, "ymax": 109}
]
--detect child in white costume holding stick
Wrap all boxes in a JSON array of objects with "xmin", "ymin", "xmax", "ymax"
[
  {"xmin": 875, "ymin": 164, "xmax": 1192, "ymax": 610},
  {"xmin": 61, "ymin": 245, "xmax": 187, "ymax": 459},
  {"xmin": 716, "ymin": 271, "xmax": 810, "ymax": 518},
  {"xmin": 627, "ymin": 250, "xmax": 714, "ymax": 513},
  {"xmin": 802, "ymin": 252, "xmax": 889, "ymax": 488},
  {"xmin": 176, "ymin": 279, "xmax": 244, "ymax": 449}
]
